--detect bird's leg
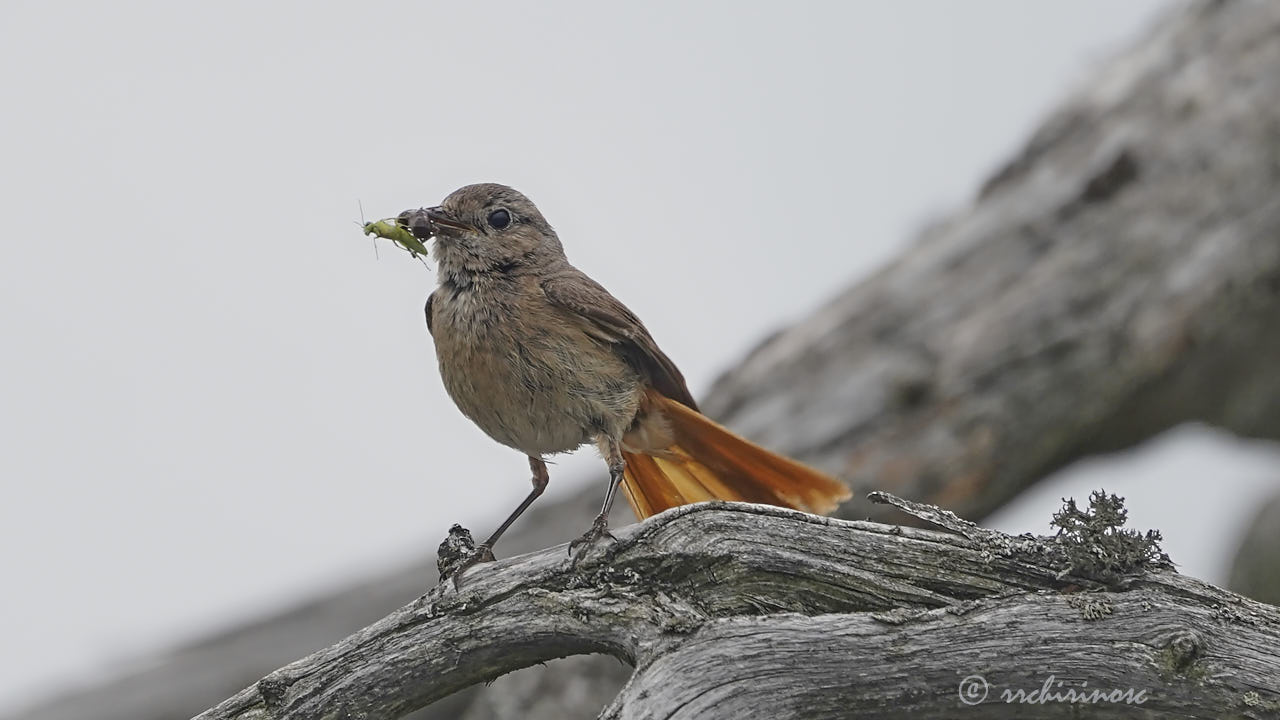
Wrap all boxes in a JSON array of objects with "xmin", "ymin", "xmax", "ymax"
[
  {"xmin": 451, "ymin": 456, "xmax": 549, "ymax": 587},
  {"xmin": 570, "ymin": 438, "xmax": 624, "ymax": 556}
]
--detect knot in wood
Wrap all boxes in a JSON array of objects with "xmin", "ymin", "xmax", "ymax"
[
  {"xmin": 257, "ymin": 673, "xmax": 290, "ymax": 711},
  {"xmin": 1165, "ymin": 628, "xmax": 1202, "ymax": 670}
]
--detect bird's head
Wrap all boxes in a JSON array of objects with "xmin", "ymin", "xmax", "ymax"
[{"xmin": 400, "ymin": 183, "xmax": 564, "ymax": 278}]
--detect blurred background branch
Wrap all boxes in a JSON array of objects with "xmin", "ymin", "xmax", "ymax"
[
  {"xmin": 1230, "ymin": 490, "xmax": 1280, "ymax": 606},
  {"xmin": 704, "ymin": 0, "xmax": 1280, "ymax": 524}
]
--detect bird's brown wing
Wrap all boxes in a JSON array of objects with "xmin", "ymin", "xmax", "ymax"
[
  {"xmin": 541, "ymin": 269, "xmax": 698, "ymax": 411},
  {"xmin": 424, "ymin": 288, "xmax": 437, "ymax": 336}
]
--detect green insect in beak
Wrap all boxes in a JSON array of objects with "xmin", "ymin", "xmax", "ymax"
[
  {"xmin": 357, "ymin": 201, "xmax": 431, "ymax": 262},
  {"xmin": 363, "ymin": 218, "xmax": 430, "ymax": 258}
]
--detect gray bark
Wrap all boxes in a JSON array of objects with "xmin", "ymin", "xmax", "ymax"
[{"xmin": 194, "ymin": 499, "xmax": 1280, "ymax": 719}]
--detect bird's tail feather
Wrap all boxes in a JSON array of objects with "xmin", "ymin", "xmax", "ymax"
[{"xmin": 620, "ymin": 394, "xmax": 850, "ymax": 520}]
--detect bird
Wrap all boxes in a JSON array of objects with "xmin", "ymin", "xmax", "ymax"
[{"xmin": 399, "ymin": 183, "xmax": 850, "ymax": 575}]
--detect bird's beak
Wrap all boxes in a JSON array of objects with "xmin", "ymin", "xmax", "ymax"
[
  {"xmin": 429, "ymin": 207, "xmax": 477, "ymax": 237},
  {"xmin": 426, "ymin": 206, "xmax": 474, "ymax": 232},
  {"xmin": 398, "ymin": 207, "xmax": 476, "ymax": 240}
]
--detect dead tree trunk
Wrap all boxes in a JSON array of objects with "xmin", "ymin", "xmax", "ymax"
[{"xmin": 195, "ymin": 496, "xmax": 1280, "ymax": 719}]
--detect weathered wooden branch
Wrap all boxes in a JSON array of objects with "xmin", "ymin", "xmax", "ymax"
[{"xmin": 196, "ymin": 498, "xmax": 1280, "ymax": 719}]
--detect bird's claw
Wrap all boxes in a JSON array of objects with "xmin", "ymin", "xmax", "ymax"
[
  {"xmin": 447, "ymin": 543, "xmax": 497, "ymax": 591},
  {"xmin": 568, "ymin": 515, "xmax": 616, "ymax": 559}
]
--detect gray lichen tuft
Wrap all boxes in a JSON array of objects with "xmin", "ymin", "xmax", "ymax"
[
  {"xmin": 1067, "ymin": 594, "xmax": 1114, "ymax": 621},
  {"xmin": 1051, "ymin": 490, "xmax": 1172, "ymax": 584}
]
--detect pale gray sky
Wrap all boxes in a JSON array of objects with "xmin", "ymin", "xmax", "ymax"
[{"xmin": 5, "ymin": 0, "xmax": 1274, "ymax": 710}]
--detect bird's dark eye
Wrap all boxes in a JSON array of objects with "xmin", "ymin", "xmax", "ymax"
[{"xmin": 486, "ymin": 208, "xmax": 511, "ymax": 230}]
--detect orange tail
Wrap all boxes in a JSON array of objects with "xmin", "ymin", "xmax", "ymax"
[{"xmin": 619, "ymin": 394, "xmax": 851, "ymax": 520}]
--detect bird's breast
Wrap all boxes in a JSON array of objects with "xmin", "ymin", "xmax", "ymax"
[{"xmin": 429, "ymin": 278, "xmax": 644, "ymax": 456}]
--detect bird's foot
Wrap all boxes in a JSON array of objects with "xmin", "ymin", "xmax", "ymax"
[
  {"xmin": 435, "ymin": 524, "xmax": 497, "ymax": 591},
  {"xmin": 568, "ymin": 514, "xmax": 616, "ymax": 560},
  {"xmin": 447, "ymin": 543, "xmax": 496, "ymax": 590}
]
